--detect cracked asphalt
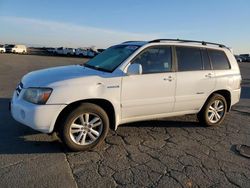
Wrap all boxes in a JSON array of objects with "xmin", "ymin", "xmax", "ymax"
[{"xmin": 0, "ymin": 54, "xmax": 249, "ymax": 188}]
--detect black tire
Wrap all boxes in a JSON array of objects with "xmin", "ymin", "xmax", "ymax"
[
  {"xmin": 59, "ymin": 103, "xmax": 109, "ymax": 151},
  {"xmin": 197, "ymin": 94, "xmax": 227, "ymax": 127}
]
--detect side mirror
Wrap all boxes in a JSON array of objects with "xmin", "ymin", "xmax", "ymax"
[{"xmin": 127, "ymin": 63, "xmax": 142, "ymax": 75}]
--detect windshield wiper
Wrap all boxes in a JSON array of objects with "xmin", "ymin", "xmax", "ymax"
[{"xmin": 84, "ymin": 64, "xmax": 111, "ymax": 73}]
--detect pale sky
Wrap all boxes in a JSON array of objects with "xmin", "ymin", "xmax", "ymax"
[{"xmin": 0, "ymin": 0, "xmax": 249, "ymax": 54}]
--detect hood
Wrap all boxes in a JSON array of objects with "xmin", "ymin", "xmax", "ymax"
[{"xmin": 22, "ymin": 65, "xmax": 104, "ymax": 87}]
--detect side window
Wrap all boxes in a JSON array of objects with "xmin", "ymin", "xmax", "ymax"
[
  {"xmin": 132, "ymin": 46, "xmax": 172, "ymax": 74},
  {"xmin": 202, "ymin": 49, "xmax": 212, "ymax": 70},
  {"xmin": 176, "ymin": 47, "xmax": 203, "ymax": 71},
  {"xmin": 208, "ymin": 50, "xmax": 230, "ymax": 70}
]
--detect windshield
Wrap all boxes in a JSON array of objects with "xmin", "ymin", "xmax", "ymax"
[{"xmin": 84, "ymin": 45, "xmax": 139, "ymax": 72}]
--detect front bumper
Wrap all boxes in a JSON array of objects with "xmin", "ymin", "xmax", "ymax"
[{"xmin": 10, "ymin": 92, "xmax": 66, "ymax": 133}]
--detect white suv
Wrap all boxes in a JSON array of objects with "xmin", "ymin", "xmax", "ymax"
[
  {"xmin": 0, "ymin": 45, "xmax": 6, "ymax": 53},
  {"xmin": 75, "ymin": 48, "xmax": 88, "ymax": 57},
  {"xmin": 10, "ymin": 39, "xmax": 241, "ymax": 151},
  {"xmin": 55, "ymin": 47, "xmax": 75, "ymax": 56},
  {"xmin": 6, "ymin": 44, "xmax": 27, "ymax": 54}
]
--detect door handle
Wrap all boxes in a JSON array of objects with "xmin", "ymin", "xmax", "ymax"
[
  {"xmin": 163, "ymin": 76, "xmax": 173, "ymax": 82},
  {"xmin": 205, "ymin": 73, "xmax": 213, "ymax": 78}
]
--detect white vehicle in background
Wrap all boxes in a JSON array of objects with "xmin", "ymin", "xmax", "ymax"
[
  {"xmin": 56, "ymin": 47, "xmax": 76, "ymax": 56},
  {"xmin": 6, "ymin": 44, "xmax": 27, "ymax": 54},
  {"xmin": 55, "ymin": 47, "xmax": 65, "ymax": 55},
  {"xmin": 240, "ymin": 54, "xmax": 250, "ymax": 62},
  {"xmin": 75, "ymin": 48, "xmax": 88, "ymax": 57},
  {"xmin": 0, "ymin": 45, "xmax": 6, "ymax": 53},
  {"xmin": 87, "ymin": 48, "xmax": 99, "ymax": 57},
  {"xmin": 46, "ymin": 48, "xmax": 56, "ymax": 54},
  {"xmin": 87, "ymin": 49, "xmax": 96, "ymax": 57}
]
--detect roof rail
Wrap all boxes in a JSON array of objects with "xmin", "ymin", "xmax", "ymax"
[
  {"xmin": 149, "ymin": 39, "xmax": 226, "ymax": 48},
  {"xmin": 122, "ymin": 41, "xmax": 143, "ymax": 44}
]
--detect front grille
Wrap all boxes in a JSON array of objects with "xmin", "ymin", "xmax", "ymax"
[{"xmin": 16, "ymin": 82, "xmax": 23, "ymax": 96}]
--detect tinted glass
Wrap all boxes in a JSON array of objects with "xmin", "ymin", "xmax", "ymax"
[
  {"xmin": 208, "ymin": 50, "xmax": 230, "ymax": 70},
  {"xmin": 202, "ymin": 49, "xmax": 211, "ymax": 70},
  {"xmin": 240, "ymin": 54, "xmax": 250, "ymax": 57},
  {"xmin": 7, "ymin": 45, "xmax": 15, "ymax": 48},
  {"xmin": 132, "ymin": 46, "xmax": 172, "ymax": 74},
  {"xmin": 176, "ymin": 47, "xmax": 203, "ymax": 71},
  {"xmin": 85, "ymin": 45, "xmax": 139, "ymax": 72}
]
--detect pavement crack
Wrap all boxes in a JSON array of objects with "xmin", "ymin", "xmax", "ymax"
[
  {"xmin": 220, "ymin": 167, "xmax": 241, "ymax": 188},
  {"xmin": 64, "ymin": 153, "xmax": 78, "ymax": 188}
]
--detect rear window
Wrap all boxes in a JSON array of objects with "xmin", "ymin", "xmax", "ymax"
[
  {"xmin": 240, "ymin": 54, "xmax": 250, "ymax": 57},
  {"xmin": 7, "ymin": 45, "xmax": 15, "ymax": 48},
  {"xmin": 208, "ymin": 50, "xmax": 230, "ymax": 70},
  {"xmin": 176, "ymin": 47, "xmax": 203, "ymax": 71}
]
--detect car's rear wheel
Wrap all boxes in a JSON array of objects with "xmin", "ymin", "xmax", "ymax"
[
  {"xmin": 197, "ymin": 94, "xmax": 227, "ymax": 126},
  {"xmin": 59, "ymin": 103, "xmax": 109, "ymax": 151}
]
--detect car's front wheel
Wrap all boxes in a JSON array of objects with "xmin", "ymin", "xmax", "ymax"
[
  {"xmin": 59, "ymin": 103, "xmax": 109, "ymax": 151},
  {"xmin": 198, "ymin": 94, "xmax": 227, "ymax": 126}
]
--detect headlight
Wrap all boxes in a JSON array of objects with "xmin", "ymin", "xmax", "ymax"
[{"xmin": 23, "ymin": 88, "xmax": 53, "ymax": 104}]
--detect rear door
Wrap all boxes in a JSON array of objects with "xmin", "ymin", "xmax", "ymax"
[{"xmin": 174, "ymin": 46, "xmax": 216, "ymax": 112}]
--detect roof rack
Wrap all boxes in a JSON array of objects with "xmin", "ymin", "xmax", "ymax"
[
  {"xmin": 149, "ymin": 39, "xmax": 226, "ymax": 48},
  {"xmin": 122, "ymin": 41, "xmax": 143, "ymax": 44}
]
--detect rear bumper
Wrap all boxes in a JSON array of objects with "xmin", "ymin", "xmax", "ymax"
[
  {"xmin": 10, "ymin": 92, "xmax": 66, "ymax": 133},
  {"xmin": 231, "ymin": 88, "xmax": 241, "ymax": 107}
]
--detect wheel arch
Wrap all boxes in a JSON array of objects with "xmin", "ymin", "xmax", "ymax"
[
  {"xmin": 202, "ymin": 89, "xmax": 231, "ymax": 112},
  {"xmin": 53, "ymin": 98, "xmax": 116, "ymax": 132}
]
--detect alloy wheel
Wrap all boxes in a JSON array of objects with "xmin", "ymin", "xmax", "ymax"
[
  {"xmin": 207, "ymin": 100, "xmax": 225, "ymax": 124},
  {"xmin": 69, "ymin": 113, "xmax": 103, "ymax": 145}
]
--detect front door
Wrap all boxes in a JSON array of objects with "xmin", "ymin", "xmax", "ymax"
[{"xmin": 121, "ymin": 46, "xmax": 176, "ymax": 119}]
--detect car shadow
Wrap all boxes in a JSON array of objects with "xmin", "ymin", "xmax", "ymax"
[
  {"xmin": 0, "ymin": 98, "xmax": 199, "ymax": 155},
  {"xmin": 0, "ymin": 98, "xmax": 65, "ymax": 155},
  {"xmin": 121, "ymin": 118, "xmax": 200, "ymax": 128}
]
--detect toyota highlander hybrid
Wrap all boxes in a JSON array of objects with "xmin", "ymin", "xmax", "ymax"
[{"xmin": 10, "ymin": 39, "xmax": 242, "ymax": 151}]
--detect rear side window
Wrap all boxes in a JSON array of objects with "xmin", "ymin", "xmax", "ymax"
[
  {"xmin": 176, "ymin": 47, "xmax": 203, "ymax": 71},
  {"xmin": 208, "ymin": 50, "xmax": 230, "ymax": 70}
]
